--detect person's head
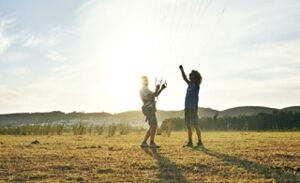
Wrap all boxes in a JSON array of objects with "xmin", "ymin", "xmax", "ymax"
[
  {"xmin": 189, "ymin": 70, "xmax": 202, "ymax": 86},
  {"xmin": 141, "ymin": 76, "xmax": 148, "ymax": 87}
]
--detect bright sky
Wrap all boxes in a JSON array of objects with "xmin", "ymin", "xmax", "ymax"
[{"xmin": 0, "ymin": 0, "xmax": 300, "ymax": 114}]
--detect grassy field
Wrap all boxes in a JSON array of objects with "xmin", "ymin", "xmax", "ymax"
[{"xmin": 0, "ymin": 131, "xmax": 300, "ymax": 182}]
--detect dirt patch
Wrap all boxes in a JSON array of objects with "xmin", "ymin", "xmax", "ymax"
[
  {"xmin": 108, "ymin": 146, "xmax": 123, "ymax": 151},
  {"xmin": 79, "ymin": 165, "xmax": 90, "ymax": 171},
  {"xmin": 274, "ymin": 153, "xmax": 297, "ymax": 159},
  {"xmin": 49, "ymin": 165, "xmax": 74, "ymax": 171},
  {"xmin": 10, "ymin": 176, "xmax": 26, "ymax": 182},
  {"xmin": 31, "ymin": 140, "xmax": 40, "ymax": 144},
  {"xmin": 137, "ymin": 164, "xmax": 157, "ymax": 170},
  {"xmin": 97, "ymin": 168, "xmax": 114, "ymax": 174},
  {"xmin": 76, "ymin": 145, "xmax": 101, "ymax": 149},
  {"xmin": 77, "ymin": 177, "xmax": 84, "ymax": 182},
  {"xmin": 183, "ymin": 163, "xmax": 209, "ymax": 172},
  {"xmin": 28, "ymin": 174, "xmax": 48, "ymax": 180}
]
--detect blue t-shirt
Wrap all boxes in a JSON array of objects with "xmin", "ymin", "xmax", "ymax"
[{"xmin": 185, "ymin": 82, "xmax": 199, "ymax": 109}]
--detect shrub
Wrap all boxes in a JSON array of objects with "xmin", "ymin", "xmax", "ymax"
[
  {"xmin": 107, "ymin": 125, "xmax": 117, "ymax": 137},
  {"xmin": 0, "ymin": 124, "xmax": 65, "ymax": 135},
  {"xmin": 160, "ymin": 118, "xmax": 179, "ymax": 137},
  {"xmin": 55, "ymin": 124, "xmax": 64, "ymax": 135},
  {"xmin": 156, "ymin": 128, "xmax": 162, "ymax": 135},
  {"xmin": 95, "ymin": 125, "xmax": 105, "ymax": 135},
  {"xmin": 72, "ymin": 123, "xmax": 86, "ymax": 135},
  {"xmin": 118, "ymin": 124, "xmax": 131, "ymax": 135},
  {"xmin": 87, "ymin": 125, "xmax": 93, "ymax": 135},
  {"xmin": 165, "ymin": 127, "xmax": 172, "ymax": 137}
]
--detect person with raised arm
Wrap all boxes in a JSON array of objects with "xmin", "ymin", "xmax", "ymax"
[
  {"xmin": 179, "ymin": 65, "xmax": 203, "ymax": 148},
  {"xmin": 140, "ymin": 76, "xmax": 167, "ymax": 148}
]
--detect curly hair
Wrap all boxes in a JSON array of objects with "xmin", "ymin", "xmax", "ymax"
[{"xmin": 190, "ymin": 70, "xmax": 202, "ymax": 86}]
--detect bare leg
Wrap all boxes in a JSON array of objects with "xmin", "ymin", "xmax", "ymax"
[
  {"xmin": 150, "ymin": 125, "xmax": 157, "ymax": 144},
  {"xmin": 187, "ymin": 127, "xmax": 193, "ymax": 141},
  {"xmin": 195, "ymin": 127, "xmax": 202, "ymax": 142},
  {"xmin": 143, "ymin": 129, "xmax": 150, "ymax": 143}
]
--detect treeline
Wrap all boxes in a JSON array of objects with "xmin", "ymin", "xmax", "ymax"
[
  {"xmin": 161, "ymin": 110, "xmax": 300, "ymax": 131},
  {"xmin": 0, "ymin": 111, "xmax": 112, "ymax": 125},
  {"xmin": 0, "ymin": 123, "xmax": 134, "ymax": 136},
  {"xmin": 72, "ymin": 123, "xmax": 132, "ymax": 136},
  {"xmin": 0, "ymin": 124, "xmax": 64, "ymax": 135}
]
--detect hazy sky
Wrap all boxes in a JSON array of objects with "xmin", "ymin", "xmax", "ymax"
[{"xmin": 0, "ymin": 0, "xmax": 300, "ymax": 113}]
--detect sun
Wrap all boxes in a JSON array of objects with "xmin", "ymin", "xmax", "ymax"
[{"xmin": 100, "ymin": 30, "xmax": 168, "ymax": 112}]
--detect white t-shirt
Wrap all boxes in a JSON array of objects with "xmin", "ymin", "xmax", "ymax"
[{"xmin": 140, "ymin": 86, "xmax": 156, "ymax": 108}]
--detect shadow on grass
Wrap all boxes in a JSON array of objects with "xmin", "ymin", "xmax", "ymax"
[
  {"xmin": 200, "ymin": 147, "xmax": 300, "ymax": 182},
  {"xmin": 141, "ymin": 147, "xmax": 188, "ymax": 183}
]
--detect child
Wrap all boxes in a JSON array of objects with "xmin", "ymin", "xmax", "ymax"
[
  {"xmin": 179, "ymin": 65, "xmax": 203, "ymax": 148},
  {"xmin": 140, "ymin": 76, "xmax": 166, "ymax": 148}
]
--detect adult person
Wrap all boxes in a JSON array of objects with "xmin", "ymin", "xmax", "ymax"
[{"xmin": 140, "ymin": 76, "xmax": 167, "ymax": 148}]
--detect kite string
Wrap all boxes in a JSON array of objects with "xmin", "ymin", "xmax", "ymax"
[
  {"xmin": 162, "ymin": 0, "xmax": 207, "ymax": 78},
  {"xmin": 159, "ymin": 0, "xmax": 228, "ymax": 80},
  {"xmin": 198, "ymin": 0, "xmax": 229, "ymax": 52}
]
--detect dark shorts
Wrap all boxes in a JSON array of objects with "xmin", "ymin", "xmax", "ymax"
[{"xmin": 185, "ymin": 108, "xmax": 200, "ymax": 128}]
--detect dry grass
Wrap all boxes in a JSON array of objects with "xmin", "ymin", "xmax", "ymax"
[{"xmin": 0, "ymin": 132, "xmax": 299, "ymax": 182}]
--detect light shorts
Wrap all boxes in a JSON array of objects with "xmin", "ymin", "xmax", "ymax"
[
  {"xmin": 142, "ymin": 106, "xmax": 158, "ymax": 126},
  {"xmin": 147, "ymin": 110, "xmax": 158, "ymax": 126}
]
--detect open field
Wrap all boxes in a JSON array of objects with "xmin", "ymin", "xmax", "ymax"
[{"xmin": 0, "ymin": 132, "xmax": 300, "ymax": 182}]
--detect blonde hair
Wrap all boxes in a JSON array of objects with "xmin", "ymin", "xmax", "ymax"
[{"xmin": 141, "ymin": 76, "xmax": 148, "ymax": 86}]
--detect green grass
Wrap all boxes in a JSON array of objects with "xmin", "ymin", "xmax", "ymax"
[{"xmin": 0, "ymin": 132, "xmax": 299, "ymax": 182}]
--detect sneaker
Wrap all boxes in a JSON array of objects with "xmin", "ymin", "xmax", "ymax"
[
  {"xmin": 149, "ymin": 143, "xmax": 161, "ymax": 148},
  {"xmin": 183, "ymin": 141, "xmax": 193, "ymax": 148},
  {"xmin": 195, "ymin": 141, "xmax": 203, "ymax": 149},
  {"xmin": 140, "ymin": 142, "xmax": 148, "ymax": 148}
]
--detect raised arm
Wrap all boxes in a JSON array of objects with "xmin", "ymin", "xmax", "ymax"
[
  {"xmin": 155, "ymin": 82, "xmax": 167, "ymax": 97},
  {"xmin": 179, "ymin": 65, "xmax": 189, "ymax": 84}
]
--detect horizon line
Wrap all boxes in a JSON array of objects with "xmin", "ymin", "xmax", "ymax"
[{"xmin": 1, "ymin": 105, "xmax": 299, "ymax": 115}]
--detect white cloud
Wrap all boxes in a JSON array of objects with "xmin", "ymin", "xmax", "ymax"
[
  {"xmin": 23, "ymin": 35, "xmax": 46, "ymax": 47},
  {"xmin": 0, "ymin": 18, "xmax": 15, "ymax": 57},
  {"xmin": 0, "ymin": 35, "xmax": 11, "ymax": 57},
  {"xmin": 47, "ymin": 50, "xmax": 66, "ymax": 62},
  {"xmin": 22, "ymin": 25, "xmax": 76, "ymax": 64},
  {"xmin": 22, "ymin": 33, "xmax": 58, "ymax": 50},
  {"xmin": 11, "ymin": 67, "xmax": 32, "ymax": 77},
  {"xmin": 0, "ymin": 51, "xmax": 30, "ymax": 63}
]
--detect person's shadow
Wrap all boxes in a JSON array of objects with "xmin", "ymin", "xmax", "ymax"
[
  {"xmin": 141, "ymin": 147, "xmax": 188, "ymax": 183},
  {"xmin": 200, "ymin": 147, "xmax": 300, "ymax": 182}
]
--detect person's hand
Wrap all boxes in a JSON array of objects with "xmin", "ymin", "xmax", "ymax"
[
  {"xmin": 161, "ymin": 82, "xmax": 167, "ymax": 89},
  {"xmin": 179, "ymin": 65, "xmax": 183, "ymax": 70},
  {"xmin": 156, "ymin": 84, "xmax": 160, "ymax": 90}
]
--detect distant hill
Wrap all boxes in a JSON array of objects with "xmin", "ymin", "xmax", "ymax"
[
  {"xmin": 220, "ymin": 106, "xmax": 276, "ymax": 117},
  {"xmin": 0, "ymin": 111, "xmax": 113, "ymax": 126},
  {"xmin": 115, "ymin": 108, "xmax": 217, "ymax": 124},
  {"xmin": 0, "ymin": 106, "xmax": 299, "ymax": 126},
  {"xmin": 199, "ymin": 107, "xmax": 218, "ymax": 117},
  {"xmin": 282, "ymin": 106, "xmax": 300, "ymax": 113}
]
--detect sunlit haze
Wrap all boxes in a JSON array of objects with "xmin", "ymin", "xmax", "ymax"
[{"xmin": 0, "ymin": 0, "xmax": 299, "ymax": 113}]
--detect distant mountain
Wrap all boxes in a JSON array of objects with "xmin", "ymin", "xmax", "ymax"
[{"xmin": 0, "ymin": 106, "xmax": 299, "ymax": 126}]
